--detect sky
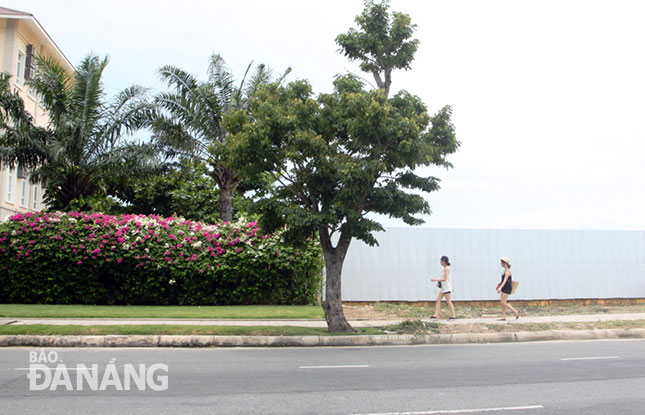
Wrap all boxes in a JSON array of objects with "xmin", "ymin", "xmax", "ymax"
[{"xmin": 11, "ymin": 0, "xmax": 645, "ymax": 230}]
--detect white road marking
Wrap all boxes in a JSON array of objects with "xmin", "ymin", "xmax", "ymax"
[
  {"xmin": 299, "ymin": 364, "xmax": 369, "ymax": 369},
  {"xmin": 560, "ymin": 356, "xmax": 620, "ymax": 361},
  {"xmin": 347, "ymin": 405, "xmax": 544, "ymax": 415}
]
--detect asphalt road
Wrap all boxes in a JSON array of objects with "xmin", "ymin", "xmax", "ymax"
[{"xmin": 0, "ymin": 339, "xmax": 643, "ymax": 414}]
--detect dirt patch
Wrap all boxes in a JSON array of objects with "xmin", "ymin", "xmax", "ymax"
[
  {"xmin": 342, "ymin": 304, "xmax": 406, "ymax": 320},
  {"xmin": 383, "ymin": 319, "xmax": 645, "ymax": 335},
  {"xmin": 343, "ymin": 302, "xmax": 645, "ymax": 320},
  {"xmin": 439, "ymin": 320, "xmax": 645, "ymax": 334}
]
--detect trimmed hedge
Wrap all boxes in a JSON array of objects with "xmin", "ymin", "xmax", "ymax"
[{"xmin": 0, "ymin": 212, "xmax": 322, "ymax": 305}]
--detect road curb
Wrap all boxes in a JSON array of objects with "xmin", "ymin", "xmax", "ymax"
[{"xmin": 1, "ymin": 328, "xmax": 644, "ymax": 347}]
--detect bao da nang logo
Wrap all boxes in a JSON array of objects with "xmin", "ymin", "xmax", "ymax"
[{"xmin": 27, "ymin": 350, "xmax": 168, "ymax": 391}]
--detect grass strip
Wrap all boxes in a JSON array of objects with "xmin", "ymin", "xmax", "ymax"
[
  {"xmin": 0, "ymin": 324, "xmax": 381, "ymax": 336},
  {"xmin": 0, "ymin": 304, "xmax": 324, "ymax": 319}
]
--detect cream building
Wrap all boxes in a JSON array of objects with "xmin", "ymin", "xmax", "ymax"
[{"xmin": 0, "ymin": 6, "xmax": 74, "ymax": 220}]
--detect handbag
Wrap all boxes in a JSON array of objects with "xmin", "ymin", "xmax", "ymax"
[
  {"xmin": 511, "ymin": 281, "xmax": 519, "ymax": 294},
  {"xmin": 437, "ymin": 281, "xmax": 442, "ymax": 289}
]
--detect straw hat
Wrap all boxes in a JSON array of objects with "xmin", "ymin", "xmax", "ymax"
[{"xmin": 500, "ymin": 256, "xmax": 511, "ymax": 265}]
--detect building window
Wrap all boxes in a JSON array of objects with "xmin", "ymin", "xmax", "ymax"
[
  {"xmin": 16, "ymin": 50, "xmax": 25, "ymax": 87},
  {"xmin": 20, "ymin": 180, "xmax": 27, "ymax": 206},
  {"xmin": 7, "ymin": 167, "xmax": 14, "ymax": 201},
  {"xmin": 33, "ymin": 185, "xmax": 39, "ymax": 210}
]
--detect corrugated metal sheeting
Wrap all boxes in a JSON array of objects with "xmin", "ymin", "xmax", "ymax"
[{"xmin": 339, "ymin": 228, "xmax": 645, "ymax": 301}]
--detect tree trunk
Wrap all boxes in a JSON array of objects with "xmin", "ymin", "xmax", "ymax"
[
  {"xmin": 219, "ymin": 185, "xmax": 234, "ymax": 223},
  {"xmin": 320, "ymin": 229, "xmax": 355, "ymax": 333},
  {"xmin": 372, "ymin": 67, "xmax": 392, "ymax": 98},
  {"xmin": 211, "ymin": 166, "xmax": 239, "ymax": 223}
]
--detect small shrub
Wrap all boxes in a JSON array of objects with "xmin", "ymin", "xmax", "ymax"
[{"xmin": 0, "ymin": 212, "xmax": 322, "ymax": 305}]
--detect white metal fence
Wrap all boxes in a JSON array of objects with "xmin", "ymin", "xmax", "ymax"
[{"xmin": 338, "ymin": 228, "xmax": 645, "ymax": 301}]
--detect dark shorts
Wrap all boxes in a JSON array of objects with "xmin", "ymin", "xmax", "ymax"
[{"xmin": 501, "ymin": 283, "xmax": 512, "ymax": 295}]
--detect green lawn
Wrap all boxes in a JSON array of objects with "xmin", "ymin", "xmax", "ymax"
[
  {"xmin": 0, "ymin": 324, "xmax": 381, "ymax": 336},
  {"xmin": 0, "ymin": 304, "xmax": 324, "ymax": 319}
]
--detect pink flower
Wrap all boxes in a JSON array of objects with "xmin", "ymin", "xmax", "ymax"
[
  {"xmin": 117, "ymin": 258, "xmax": 123, "ymax": 264},
  {"xmin": 10, "ymin": 213, "xmax": 24, "ymax": 221},
  {"xmin": 91, "ymin": 248, "xmax": 101, "ymax": 254},
  {"xmin": 77, "ymin": 260, "xmax": 83, "ymax": 265}
]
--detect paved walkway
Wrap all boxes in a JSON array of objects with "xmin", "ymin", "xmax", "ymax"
[{"xmin": 1, "ymin": 313, "xmax": 644, "ymax": 328}]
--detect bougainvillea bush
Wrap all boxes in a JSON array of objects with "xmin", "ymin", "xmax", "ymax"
[{"xmin": 0, "ymin": 212, "xmax": 322, "ymax": 305}]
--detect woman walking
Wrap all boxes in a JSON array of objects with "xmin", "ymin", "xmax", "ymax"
[
  {"xmin": 497, "ymin": 256, "xmax": 519, "ymax": 320},
  {"xmin": 430, "ymin": 256, "xmax": 457, "ymax": 320}
]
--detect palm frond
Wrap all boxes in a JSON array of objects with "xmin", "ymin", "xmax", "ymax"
[
  {"xmin": 207, "ymin": 54, "xmax": 235, "ymax": 110},
  {"xmin": 0, "ymin": 72, "xmax": 50, "ymax": 169},
  {"xmin": 25, "ymin": 55, "xmax": 72, "ymax": 127},
  {"xmin": 243, "ymin": 63, "xmax": 273, "ymax": 103},
  {"xmin": 276, "ymin": 66, "xmax": 293, "ymax": 86},
  {"xmin": 149, "ymin": 112, "xmax": 209, "ymax": 158},
  {"xmin": 72, "ymin": 54, "xmax": 108, "ymax": 139},
  {"xmin": 158, "ymin": 65, "xmax": 200, "ymax": 97},
  {"xmin": 100, "ymin": 84, "xmax": 151, "ymax": 148}
]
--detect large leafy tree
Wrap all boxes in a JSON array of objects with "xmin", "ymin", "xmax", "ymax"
[
  {"xmin": 0, "ymin": 54, "xmax": 156, "ymax": 210},
  {"xmin": 149, "ymin": 54, "xmax": 289, "ymax": 222},
  {"xmin": 225, "ymin": 1, "xmax": 459, "ymax": 332}
]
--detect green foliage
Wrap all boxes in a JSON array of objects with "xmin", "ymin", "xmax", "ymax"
[
  {"xmin": 226, "ymin": 74, "xmax": 458, "ymax": 247},
  {"xmin": 0, "ymin": 54, "xmax": 157, "ymax": 211},
  {"xmin": 0, "ymin": 212, "xmax": 322, "ymax": 305},
  {"xmin": 149, "ymin": 54, "xmax": 291, "ymax": 221},
  {"xmin": 108, "ymin": 158, "xmax": 250, "ymax": 223},
  {"xmin": 0, "ymin": 72, "xmax": 42, "ymax": 166},
  {"xmin": 336, "ymin": 0, "xmax": 419, "ymax": 96},
  {"xmin": 225, "ymin": 1, "xmax": 457, "ymax": 250},
  {"xmin": 67, "ymin": 192, "xmax": 119, "ymax": 214}
]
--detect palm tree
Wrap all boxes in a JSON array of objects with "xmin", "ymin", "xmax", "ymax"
[
  {"xmin": 0, "ymin": 54, "xmax": 157, "ymax": 210},
  {"xmin": 150, "ymin": 54, "xmax": 289, "ymax": 222},
  {"xmin": 0, "ymin": 72, "xmax": 46, "ymax": 169}
]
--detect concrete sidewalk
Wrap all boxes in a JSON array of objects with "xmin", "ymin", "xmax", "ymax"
[{"xmin": 1, "ymin": 312, "xmax": 644, "ymax": 327}]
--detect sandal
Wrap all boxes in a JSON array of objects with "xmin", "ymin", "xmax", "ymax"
[
  {"xmin": 448, "ymin": 317, "xmax": 457, "ymax": 321},
  {"xmin": 497, "ymin": 318, "xmax": 506, "ymax": 321},
  {"xmin": 430, "ymin": 316, "xmax": 439, "ymax": 320},
  {"xmin": 515, "ymin": 311, "xmax": 520, "ymax": 320}
]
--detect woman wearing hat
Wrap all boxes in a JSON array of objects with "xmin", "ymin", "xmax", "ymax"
[{"xmin": 497, "ymin": 256, "xmax": 519, "ymax": 320}]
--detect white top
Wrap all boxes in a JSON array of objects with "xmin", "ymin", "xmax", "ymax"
[{"xmin": 441, "ymin": 267, "xmax": 453, "ymax": 293}]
